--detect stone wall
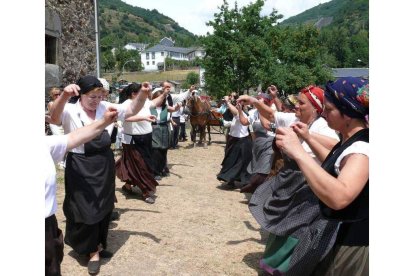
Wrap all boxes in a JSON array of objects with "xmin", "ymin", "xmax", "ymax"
[{"xmin": 45, "ymin": 0, "xmax": 97, "ymax": 106}]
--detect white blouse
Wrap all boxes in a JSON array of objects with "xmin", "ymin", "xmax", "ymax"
[
  {"xmin": 229, "ymin": 112, "xmax": 250, "ymax": 138},
  {"xmin": 45, "ymin": 135, "xmax": 68, "ymax": 218},
  {"xmin": 121, "ymin": 99, "xmax": 153, "ymax": 144},
  {"xmin": 60, "ymin": 100, "xmax": 127, "ymax": 153},
  {"xmin": 334, "ymin": 141, "xmax": 369, "ymax": 175},
  {"xmin": 273, "ymin": 112, "xmax": 339, "ymax": 164}
]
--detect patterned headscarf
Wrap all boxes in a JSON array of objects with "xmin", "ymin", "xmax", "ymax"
[
  {"xmin": 300, "ymin": 85, "xmax": 324, "ymax": 114},
  {"xmin": 325, "ymin": 77, "xmax": 369, "ymax": 119}
]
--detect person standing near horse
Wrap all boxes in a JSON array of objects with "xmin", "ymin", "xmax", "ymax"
[
  {"xmin": 216, "ymin": 97, "xmax": 252, "ymax": 189},
  {"xmin": 48, "ymin": 75, "xmax": 152, "ymax": 274},
  {"xmin": 169, "ymin": 85, "xmax": 196, "ymax": 148},
  {"xmin": 115, "ymin": 83, "xmax": 166, "ymax": 204},
  {"xmin": 178, "ymin": 100, "xmax": 189, "ymax": 142}
]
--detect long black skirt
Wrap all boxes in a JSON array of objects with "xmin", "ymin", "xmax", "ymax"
[
  {"xmin": 64, "ymin": 211, "xmax": 112, "ymax": 255},
  {"xmin": 63, "ymin": 149, "xmax": 115, "ymax": 255},
  {"xmin": 217, "ymin": 135, "xmax": 252, "ymax": 185}
]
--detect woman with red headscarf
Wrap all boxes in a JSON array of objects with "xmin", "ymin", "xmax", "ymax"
[{"xmin": 238, "ymin": 84, "xmax": 339, "ymax": 275}]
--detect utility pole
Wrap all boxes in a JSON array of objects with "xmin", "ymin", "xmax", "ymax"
[{"xmin": 94, "ymin": 0, "xmax": 101, "ymax": 77}]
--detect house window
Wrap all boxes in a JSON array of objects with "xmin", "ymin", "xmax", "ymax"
[
  {"xmin": 146, "ymin": 61, "xmax": 149, "ymax": 65},
  {"xmin": 152, "ymin": 61, "xmax": 155, "ymax": 65},
  {"xmin": 146, "ymin": 53, "xmax": 149, "ymax": 60},
  {"xmin": 45, "ymin": 35, "xmax": 57, "ymax": 64},
  {"xmin": 161, "ymin": 52, "xmax": 164, "ymax": 56},
  {"xmin": 152, "ymin": 52, "xmax": 155, "ymax": 59}
]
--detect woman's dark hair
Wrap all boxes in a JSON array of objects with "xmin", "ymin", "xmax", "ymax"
[{"xmin": 119, "ymin": 83, "xmax": 142, "ymax": 104}]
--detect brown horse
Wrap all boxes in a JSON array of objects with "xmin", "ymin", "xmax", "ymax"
[{"xmin": 185, "ymin": 93, "xmax": 211, "ymax": 147}]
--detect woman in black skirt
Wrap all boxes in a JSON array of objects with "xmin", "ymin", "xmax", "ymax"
[
  {"xmin": 48, "ymin": 76, "xmax": 153, "ymax": 274},
  {"xmin": 217, "ymin": 95, "xmax": 252, "ymax": 189},
  {"xmin": 115, "ymin": 83, "xmax": 168, "ymax": 204}
]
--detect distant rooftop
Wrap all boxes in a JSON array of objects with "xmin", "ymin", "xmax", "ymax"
[
  {"xmin": 332, "ymin": 68, "xmax": 369, "ymax": 79},
  {"xmin": 144, "ymin": 44, "xmax": 197, "ymax": 54}
]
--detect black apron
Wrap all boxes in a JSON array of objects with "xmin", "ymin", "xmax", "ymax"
[{"xmin": 63, "ymin": 129, "xmax": 115, "ymax": 225}]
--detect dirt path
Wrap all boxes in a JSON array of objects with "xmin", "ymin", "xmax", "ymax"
[{"xmin": 56, "ymin": 133, "xmax": 266, "ymax": 275}]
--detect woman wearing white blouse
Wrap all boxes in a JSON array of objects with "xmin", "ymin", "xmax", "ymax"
[{"xmin": 48, "ymin": 76, "xmax": 152, "ymax": 274}]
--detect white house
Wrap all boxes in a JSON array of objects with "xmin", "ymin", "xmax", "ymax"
[{"xmin": 141, "ymin": 37, "xmax": 205, "ymax": 71}]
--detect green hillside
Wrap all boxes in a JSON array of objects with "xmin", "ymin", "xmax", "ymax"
[
  {"xmin": 280, "ymin": 0, "xmax": 369, "ymax": 67},
  {"xmin": 282, "ymin": 0, "xmax": 368, "ymax": 33},
  {"xmin": 99, "ymin": 0, "xmax": 199, "ymax": 52}
]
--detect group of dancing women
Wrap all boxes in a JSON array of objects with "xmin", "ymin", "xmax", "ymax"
[
  {"xmin": 45, "ymin": 74, "xmax": 369, "ymax": 276},
  {"xmin": 216, "ymin": 77, "xmax": 369, "ymax": 276}
]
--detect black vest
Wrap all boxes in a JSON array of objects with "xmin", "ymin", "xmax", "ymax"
[{"xmin": 320, "ymin": 128, "xmax": 369, "ymax": 246}]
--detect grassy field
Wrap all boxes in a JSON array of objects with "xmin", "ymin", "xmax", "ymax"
[{"xmin": 102, "ymin": 68, "xmax": 199, "ymax": 84}]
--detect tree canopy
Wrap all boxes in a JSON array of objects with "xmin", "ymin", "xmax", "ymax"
[{"xmin": 201, "ymin": 0, "xmax": 333, "ymax": 99}]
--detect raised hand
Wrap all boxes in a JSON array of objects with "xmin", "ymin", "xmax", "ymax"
[
  {"xmin": 267, "ymin": 85, "xmax": 279, "ymax": 98},
  {"xmin": 104, "ymin": 107, "xmax": 118, "ymax": 123},
  {"xmin": 63, "ymin": 84, "xmax": 80, "ymax": 97},
  {"xmin": 237, "ymin": 95, "xmax": 256, "ymax": 105},
  {"xmin": 275, "ymin": 127, "xmax": 304, "ymax": 159},
  {"xmin": 291, "ymin": 121, "xmax": 310, "ymax": 141}
]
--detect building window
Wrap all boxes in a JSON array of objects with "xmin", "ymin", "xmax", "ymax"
[
  {"xmin": 152, "ymin": 52, "xmax": 155, "ymax": 59},
  {"xmin": 146, "ymin": 61, "xmax": 149, "ymax": 65},
  {"xmin": 45, "ymin": 35, "xmax": 57, "ymax": 64},
  {"xmin": 152, "ymin": 61, "xmax": 155, "ymax": 65},
  {"xmin": 146, "ymin": 53, "xmax": 149, "ymax": 60},
  {"xmin": 161, "ymin": 51, "xmax": 164, "ymax": 56}
]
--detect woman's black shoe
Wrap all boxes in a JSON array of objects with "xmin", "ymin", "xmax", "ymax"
[{"xmin": 88, "ymin": 260, "xmax": 100, "ymax": 275}]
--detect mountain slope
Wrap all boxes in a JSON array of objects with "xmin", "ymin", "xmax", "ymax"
[
  {"xmin": 99, "ymin": 0, "xmax": 199, "ymax": 51},
  {"xmin": 282, "ymin": 0, "xmax": 368, "ymax": 32}
]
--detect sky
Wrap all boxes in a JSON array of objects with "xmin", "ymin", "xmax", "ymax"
[{"xmin": 123, "ymin": 0, "xmax": 331, "ymax": 36}]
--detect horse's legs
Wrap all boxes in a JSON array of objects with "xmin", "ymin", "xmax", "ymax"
[
  {"xmin": 201, "ymin": 125, "xmax": 207, "ymax": 148},
  {"xmin": 207, "ymin": 124, "xmax": 211, "ymax": 145},
  {"xmin": 190, "ymin": 126, "xmax": 196, "ymax": 143}
]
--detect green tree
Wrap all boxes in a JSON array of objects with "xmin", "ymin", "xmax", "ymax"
[
  {"xmin": 201, "ymin": 0, "xmax": 332, "ymax": 98},
  {"xmin": 202, "ymin": 0, "xmax": 282, "ymax": 98},
  {"xmin": 101, "ymin": 50, "xmax": 116, "ymax": 72},
  {"xmin": 181, "ymin": 72, "xmax": 200, "ymax": 89}
]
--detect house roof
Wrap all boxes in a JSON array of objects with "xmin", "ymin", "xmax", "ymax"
[
  {"xmin": 187, "ymin": 47, "xmax": 205, "ymax": 53},
  {"xmin": 143, "ymin": 44, "xmax": 195, "ymax": 54},
  {"xmin": 331, "ymin": 68, "xmax": 369, "ymax": 79},
  {"xmin": 159, "ymin": 37, "xmax": 175, "ymax": 47}
]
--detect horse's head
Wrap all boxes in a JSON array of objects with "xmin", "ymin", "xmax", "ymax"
[{"xmin": 184, "ymin": 94, "xmax": 195, "ymax": 114}]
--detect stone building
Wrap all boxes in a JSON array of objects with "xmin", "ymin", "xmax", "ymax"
[{"xmin": 45, "ymin": 0, "xmax": 98, "ymax": 106}]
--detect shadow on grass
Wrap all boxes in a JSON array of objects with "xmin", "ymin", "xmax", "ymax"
[
  {"xmin": 243, "ymin": 221, "xmax": 269, "ymax": 244},
  {"xmin": 67, "ymin": 229, "xmax": 162, "ymax": 266},
  {"xmin": 242, "ymin": 252, "xmax": 266, "ymax": 275}
]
